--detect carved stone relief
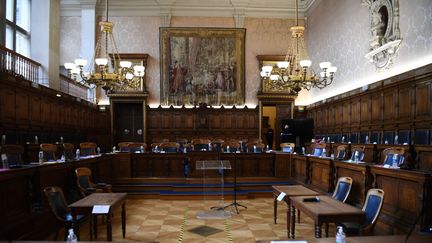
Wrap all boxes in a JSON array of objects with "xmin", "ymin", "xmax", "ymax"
[{"xmin": 362, "ymin": 0, "xmax": 401, "ymax": 70}]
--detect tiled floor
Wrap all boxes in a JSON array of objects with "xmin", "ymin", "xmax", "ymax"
[{"xmin": 74, "ymin": 197, "xmax": 333, "ymax": 242}]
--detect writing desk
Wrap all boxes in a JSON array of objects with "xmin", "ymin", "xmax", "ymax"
[
  {"xmin": 290, "ymin": 195, "xmax": 364, "ymax": 238},
  {"xmin": 273, "ymin": 185, "xmax": 320, "ymax": 238},
  {"xmin": 69, "ymin": 193, "xmax": 127, "ymax": 241}
]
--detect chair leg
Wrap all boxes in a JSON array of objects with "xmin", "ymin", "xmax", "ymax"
[{"xmin": 297, "ymin": 209, "xmax": 301, "ymax": 223}]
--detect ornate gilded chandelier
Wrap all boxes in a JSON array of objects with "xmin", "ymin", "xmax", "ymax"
[
  {"xmin": 64, "ymin": 0, "xmax": 145, "ymax": 93},
  {"xmin": 260, "ymin": 0, "xmax": 336, "ymax": 94}
]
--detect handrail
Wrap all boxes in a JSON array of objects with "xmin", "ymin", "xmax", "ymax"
[
  {"xmin": 59, "ymin": 74, "xmax": 90, "ymax": 100},
  {"xmin": 0, "ymin": 45, "xmax": 41, "ymax": 83}
]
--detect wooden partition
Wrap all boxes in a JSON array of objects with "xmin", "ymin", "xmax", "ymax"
[
  {"xmin": 0, "ymin": 72, "xmax": 110, "ymax": 149},
  {"xmin": 146, "ymin": 106, "xmax": 259, "ymax": 144},
  {"xmin": 307, "ymin": 64, "xmax": 432, "ymax": 147}
]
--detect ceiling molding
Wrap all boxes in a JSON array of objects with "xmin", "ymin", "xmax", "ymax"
[{"xmin": 61, "ymin": 0, "xmax": 313, "ymax": 19}]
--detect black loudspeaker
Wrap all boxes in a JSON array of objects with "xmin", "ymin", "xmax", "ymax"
[{"xmin": 280, "ymin": 118, "xmax": 314, "ymax": 151}]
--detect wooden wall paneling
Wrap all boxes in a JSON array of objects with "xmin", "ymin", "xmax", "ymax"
[
  {"xmin": 370, "ymin": 92, "xmax": 382, "ymax": 123},
  {"xmin": 274, "ymin": 153, "xmax": 291, "ymax": 178},
  {"xmin": 111, "ymin": 153, "xmax": 131, "ymax": 180},
  {"xmin": 398, "ymin": 84, "xmax": 413, "ymax": 122},
  {"xmin": 328, "ymin": 106, "xmax": 335, "ymax": 127},
  {"xmin": 360, "ymin": 94, "xmax": 370, "ymax": 124},
  {"xmin": 416, "ymin": 146, "xmax": 432, "ymax": 171},
  {"xmin": 248, "ymin": 112, "xmax": 256, "ymax": 129},
  {"xmin": 383, "ymin": 88, "xmax": 396, "ymax": 124},
  {"xmin": 0, "ymin": 86, "xmax": 16, "ymax": 124},
  {"xmin": 15, "ymin": 91, "xmax": 29, "ymax": 125},
  {"xmin": 414, "ymin": 81, "xmax": 431, "ymax": 121},
  {"xmin": 291, "ymin": 154, "xmax": 309, "ymax": 185},
  {"xmin": 335, "ymin": 103, "xmax": 343, "ymax": 128},
  {"xmin": 342, "ymin": 101, "xmax": 350, "ymax": 126},
  {"xmin": 333, "ymin": 161, "xmax": 370, "ymax": 207},
  {"xmin": 29, "ymin": 95, "xmax": 41, "ymax": 125},
  {"xmin": 309, "ymin": 157, "xmax": 334, "ymax": 193},
  {"xmin": 351, "ymin": 98, "xmax": 360, "ymax": 127}
]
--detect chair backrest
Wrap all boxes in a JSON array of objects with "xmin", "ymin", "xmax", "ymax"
[
  {"xmin": 118, "ymin": 142, "xmax": 131, "ymax": 152},
  {"xmin": 43, "ymin": 186, "xmax": 70, "ymax": 222},
  {"xmin": 382, "ymin": 147, "xmax": 405, "ymax": 166},
  {"xmin": 80, "ymin": 142, "xmax": 97, "ymax": 156},
  {"xmin": 362, "ymin": 189, "xmax": 385, "ymax": 228},
  {"xmin": 62, "ymin": 143, "xmax": 75, "ymax": 161},
  {"xmin": 212, "ymin": 138, "xmax": 224, "ymax": 152},
  {"xmin": 128, "ymin": 142, "xmax": 147, "ymax": 153},
  {"xmin": 160, "ymin": 142, "xmax": 179, "ymax": 153},
  {"xmin": 222, "ymin": 141, "xmax": 240, "ymax": 153},
  {"xmin": 332, "ymin": 177, "xmax": 353, "ymax": 202},
  {"xmin": 192, "ymin": 139, "xmax": 211, "ymax": 151},
  {"xmin": 247, "ymin": 142, "xmax": 265, "ymax": 153},
  {"xmin": 349, "ymin": 145, "xmax": 365, "ymax": 161},
  {"xmin": 0, "ymin": 144, "xmax": 24, "ymax": 166},
  {"xmin": 280, "ymin": 143, "xmax": 295, "ymax": 153},
  {"xmin": 312, "ymin": 143, "xmax": 326, "ymax": 156},
  {"xmin": 75, "ymin": 167, "xmax": 94, "ymax": 197},
  {"xmin": 40, "ymin": 143, "xmax": 57, "ymax": 161},
  {"xmin": 336, "ymin": 145, "xmax": 347, "ymax": 160}
]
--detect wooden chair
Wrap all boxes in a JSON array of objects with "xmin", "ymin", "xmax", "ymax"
[
  {"xmin": 222, "ymin": 141, "xmax": 240, "ymax": 153},
  {"xmin": 128, "ymin": 142, "xmax": 147, "ymax": 153},
  {"xmin": 212, "ymin": 138, "xmax": 225, "ymax": 152},
  {"xmin": 349, "ymin": 145, "xmax": 365, "ymax": 162},
  {"xmin": 0, "ymin": 144, "xmax": 24, "ymax": 168},
  {"xmin": 280, "ymin": 143, "xmax": 295, "ymax": 153},
  {"xmin": 43, "ymin": 186, "xmax": 91, "ymax": 240},
  {"xmin": 247, "ymin": 142, "xmax": 265, "ymax": 153},
  {"xmin": 335, "ymin": 145, "xmax": 348, "ymax": 160},
  {"xmin": 151, "ymin": 142, "xmax": 162, "ymax": 152},
  {"xmin": 40, "ymin": 143, "xmax": 58, "ymax": 161},
  {"xmin": 382, "ymin": 147, "xmax": 405, "ymax": 167},
  {"xmin": 118, "ymin": 142, "xmax": 131, "ymax": 152},
  {"xmin": 79, "ymin": 142, "xmax": 97, "ymax": 156},
  {"xmin": 192, "ymin": 139, "xmax": 211, "ymax": 151},
  {"xmin": 340, "ymin": 189, "xmax": 385, "ymax": 236},
  {"xmin": 332, "ymin": 177, "xmax": 353, "ymax": 202},
  {"xmin": 62, "ymin": 143, "xmax": 75, "ymax": 161},
  {"xmin": 75, "ymin": 167, "xmax": 112, "ymax": 198},
  {"xmin": 311, "ymin": 143, "xmax": 326, "ymax": 156},
  {"xmin": 159, "ymin": 142, "xmax": 179, "ymax": 153}
]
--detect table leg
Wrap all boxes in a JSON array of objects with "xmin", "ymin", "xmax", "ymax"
[
  {"xmin": 274, "ymin": 195, "xmax": 277, "ymax": 224},
  {"xmin": 325, "ymin": 222, "xmax": 329, "ymax": 237},
  {"xmin": 93, "ymin": 215, "xmax": 98, "ymax": 240},
  {"xmin": 286, "ymin": 201, "xmax": 291, "ymax": 238},
  {"xmin": 290, "ymin": 205, "xmax": 296, "ymax": 239},
  {"xmin": 107, "ymin": 212, "xmax": 112, "ymax": 241},
  {"xmin": 122, "ymin": 202, "xmax": 126, "ymax": 238},
  {"xmin": 315, "ymin": 223, "xmax": 322, "ymax": 238}
]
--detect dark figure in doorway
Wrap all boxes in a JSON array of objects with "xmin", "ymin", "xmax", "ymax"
[
  {"xmin": 280, "ymin": 124, "xmax": 295, "ymax": 143},
  {"xmin": 266, "ymin": 128, "xmax": 274, "ymax": 150}
]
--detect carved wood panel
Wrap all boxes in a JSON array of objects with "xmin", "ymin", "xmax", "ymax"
[{"xmin": 415, "ymin": 81, "xmax": 431, "ymax": 119}]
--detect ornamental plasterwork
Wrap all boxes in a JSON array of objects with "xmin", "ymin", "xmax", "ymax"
[{"xmin": 361, "ymin": 0, "xmax": 402, "ymax": 70}]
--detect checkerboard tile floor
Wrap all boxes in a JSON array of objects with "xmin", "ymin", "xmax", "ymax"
[{"xmin": 73, "ymin": 198, "xmax": 333, "ymax": 242}]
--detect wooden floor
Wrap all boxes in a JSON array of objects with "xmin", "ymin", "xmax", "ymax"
[{"xmin": 54, "ymin": 197, "xmax": 335, "ymax": 242}]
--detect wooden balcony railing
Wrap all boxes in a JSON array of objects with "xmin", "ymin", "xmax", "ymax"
[
  {"xmin": 59, "ymin": 73, "xmax": 92, "ymax": 101},
  {"xmin": 0, "ymin": 45, "xmax": 41, "ymax": 83}
]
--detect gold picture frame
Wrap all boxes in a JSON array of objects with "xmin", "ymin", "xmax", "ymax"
[
  {"xmin": 110, "ymin": 53, "xmax": 149, "ymax": 93},
  {"xmin": 159, "ymin": 27, "xmax": 246, "ymax": 106}
]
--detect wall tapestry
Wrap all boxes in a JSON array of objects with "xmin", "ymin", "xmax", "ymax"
[{"xmin": 160, "ymin": 27, "xmax": 246, "ymax": 106}]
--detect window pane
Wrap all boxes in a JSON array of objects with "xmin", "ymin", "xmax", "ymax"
[
  {"xmin": 16, "ymin": 31, "xmax": 30, "ymax": 57},
  {"xmin": 6, "ymin": 0, "xmax": 14, "ymax": 21},
  {"xmin": 16, "ymin": 0, "xmax": 30, "ymax": 31},
  {"xmin": 6, "ymin": 25, "xmax": 14, "ymax": 50}
]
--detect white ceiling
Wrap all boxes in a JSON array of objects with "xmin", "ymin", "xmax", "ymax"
[{"xmin": 60, "ymin": 0, "xmax": 319, "ymax": 19}]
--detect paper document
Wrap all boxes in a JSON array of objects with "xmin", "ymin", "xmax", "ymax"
[
  {"xmin": 92, "ymin": 205, "xmax": 110, "ymax": 214},
  {"xmin": 277, "ymin": 192, "xmax": 286, "ymax": 201}
]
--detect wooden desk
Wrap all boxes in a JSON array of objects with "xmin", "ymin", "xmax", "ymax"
[
  {"xmin": 290, "ymin": 195, "xmax": 364, "ymax": 238},
  {"xmin": 256, "ymin": 233, "xmax": 432, "ymax": 242},
  {"xmin": 69, "ymin": 193, "xmax": 127, "ymax": 241},
  {"xmin": 273, "ymin": 185, "xmax": 320, "ymax": 238}
]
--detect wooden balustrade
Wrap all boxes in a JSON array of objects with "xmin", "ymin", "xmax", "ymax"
[{"xmin": 0, "ymin": 45, "xmax": 41, "ymax": 83}]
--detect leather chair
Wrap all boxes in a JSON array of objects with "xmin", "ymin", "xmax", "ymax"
[
  {"xmin": 75, "ymin": 167, "xmax": 112, "ymax": 198},
  {"xmin": 335, "ymin": 145, "xmax": 348, "ymax": 160},
  {"xmin": 62, "ymin": 143, "xmax": 75, "ymax": 161},
  {"xmin": 382, "ymin": 147, "xmax": 405, "ymax": 167},
  {"xmin": 40, "ymin": 143, "xmax": 58, "ymax": 161},
  {"xmin": 339, "ymin": 188, "xmax": 385, "ymax": 236},
  {"xmin": 280, "ymin": 143, "xmax": 295, "ymax": 153},
  {"xmin": 192, "ymin": 139, "xmax": 211, "ymax": 151},
  {"xmin": 128, "ymin": 142, "xmax": 146, "ymax": 153},
  {"xmin": 0, "ymin": 144, "xmax": 24, "ymax": 168},
  {"xmin": 118, "ymin": 142, "xmax": 131, "ymax": 152},
  {"xmin": 160, "ymin": 142, "xmax": 180, "ymax": 153},
  {"xmin": 333, "ymin": 177, "xmax": 353, "ymax": 202},
  {"xmin": 349, "ymin": 145, "xmax": 365, "ymax": 162},
  {"xmin": 151, "ymin": 142, "xmax": 162, "ymax": 152},
  {"xmin": 43, "ymin": 186, "xmax": 90, "ymax": 240},
  {"xmin": 247, "ymin": 142, "xmax": 265, "ymax": 153},
  {"xmin": 222, "ymin": 141, "xmax": 240, "ymax": 153},
  {"xmin": 79, "ymin": 142, "xmax": 97, "ymax": 156},
  {"xmin": 311, "ymin": 143, "xmax": 326, "ymax": 156},
  {"xmin": 212, "ymin": 138, "xmax": 224, "ymax": 152}
]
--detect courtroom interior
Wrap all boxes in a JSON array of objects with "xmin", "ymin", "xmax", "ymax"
[{"xmin": 1, "ymin": 0, "xmax": 432, "ymax": 242}]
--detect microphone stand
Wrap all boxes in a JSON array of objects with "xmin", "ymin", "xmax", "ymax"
[{"xmin": 224, "ymin": 150, "xmax": 247, "ymax": 214}]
